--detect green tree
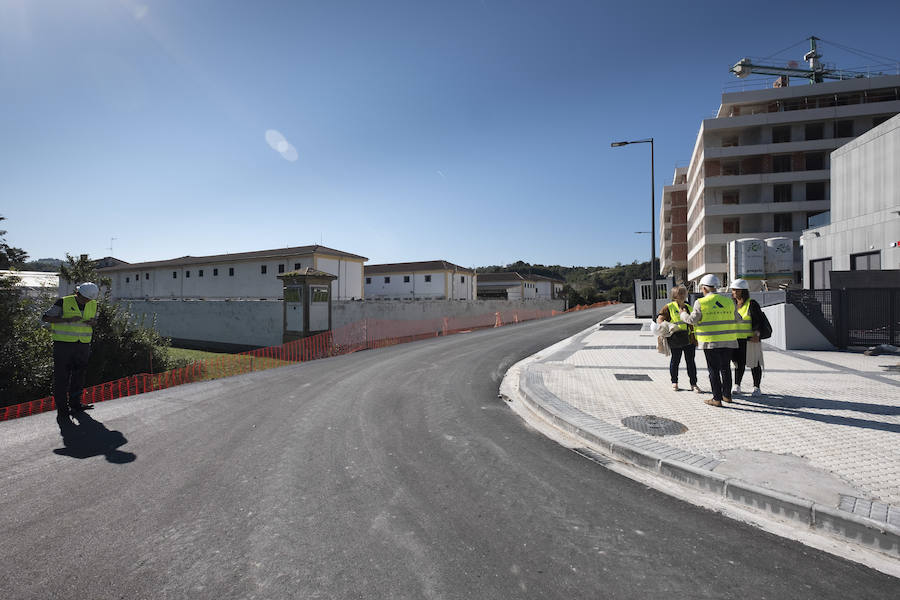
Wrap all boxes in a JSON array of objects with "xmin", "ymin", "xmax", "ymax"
[{"xmin": 0, "ymin": 215, "xmax": 29, "ymax": 269}]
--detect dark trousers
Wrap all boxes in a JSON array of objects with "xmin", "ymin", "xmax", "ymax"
[
  {"xmin": 732, "ymin": 338, "xmax": 762, "ymax": 387},
  {"xmin": 703, "ymin": 347, "xmax": 733, "ymax": 402},
  {"xmin": 669, "ymin": 344, "xmax": 698, "ymax": 386},
  {"xmin": 53, "ymin": 341, "xmax": 91, "ymax": 414}
]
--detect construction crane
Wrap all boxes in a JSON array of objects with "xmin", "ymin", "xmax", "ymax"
[{"xmin": 731, "ymin": 36, "xmax": 852, "ymax": 85}]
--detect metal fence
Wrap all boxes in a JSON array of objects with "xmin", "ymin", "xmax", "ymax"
[{"xmin": 787, "ymin": 288, "xmax": 899, "ymax": 348}]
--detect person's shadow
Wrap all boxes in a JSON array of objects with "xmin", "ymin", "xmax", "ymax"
[{"xmin": 54, "ymin": 412, "xmax": 137, "ymax": 464}]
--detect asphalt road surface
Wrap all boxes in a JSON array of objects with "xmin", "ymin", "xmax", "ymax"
[{"xmin": 1, "ymin": 306, "xmax": 897, "ymax": 599}]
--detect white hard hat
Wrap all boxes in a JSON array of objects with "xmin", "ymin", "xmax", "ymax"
[
  {"xmin": 76, "ymin": 282, "xmax": 99, "ymax": 300},
  {"xmin": 730, "ymin": 278, "xmax": 750, "ymax": 290},
  {"xmin": 699, "ymin": 274, "xmax": 720, "ymax": 288}
]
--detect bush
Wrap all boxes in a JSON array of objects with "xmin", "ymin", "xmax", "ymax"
[{"xmin": 0, "ymin": 278, "xmax": 54, "ymax": 406}]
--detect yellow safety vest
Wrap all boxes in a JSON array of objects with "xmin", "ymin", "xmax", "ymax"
[
  {"xmin": 667, "ymin": 302, "xmax": 688, "ymax": 331},
  {"xmin": 736, "ymin": 301, "xmax": 753, "ymax": 339},
  {"xmin": 694, "ymin": 294, "xmax": 740, "ymax": 343},
  {"xmin": 51, "ymin": 295, "xmax": 97, "ymax": 343}
]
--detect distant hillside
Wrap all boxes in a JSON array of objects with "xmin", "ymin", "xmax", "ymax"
[
  {"xmin": 477, "ymin": 259, "xmax": 660, "ymax": 304},
  {"xmin": 20, "ymin": 258, "xmax": 63, "ymax": 272}
]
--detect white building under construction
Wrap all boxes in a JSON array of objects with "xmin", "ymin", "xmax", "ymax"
[{"xmin": 680, "ymin": 38, "xmax": 900, "ymax": 287}]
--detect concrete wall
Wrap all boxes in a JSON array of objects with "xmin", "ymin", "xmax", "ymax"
[
  {"xmin": 802, "ymin": 113, "xmax": 900, "ymax": 285},
  {"xmin": 120, "ymin": 298, "xmax": 567, "ymax": 350},
  {"xmin": 761, "ymin": 303, "xmax": 834, "ymax": 351}
]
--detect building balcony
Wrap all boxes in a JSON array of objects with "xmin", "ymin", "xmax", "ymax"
[
  {"xmin": 705, "ymin": 200, "xmax": 830, "ymax": 217},
  {"xmin": 704, "ymin": 138, "xmax": 849, "ymax": 159},
  {"xmin": 703, "ymin": 99, "xmax": 900, "ymax": 131},
  {"xmin": 705, "ymin": 169, "xmax": 830, "ymax": 188}
]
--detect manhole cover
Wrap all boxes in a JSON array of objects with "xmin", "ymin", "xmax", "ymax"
[
  {"xmin": 614, "ymin": 373, "xmax": 652, "ymax": 381},
  {"xmin": 621, "ymin": 415, "xmax": 687, "ymax": 436},
  {"xmin": 599, "ymin": 324, "xmax": 644, "ymax": 331}
]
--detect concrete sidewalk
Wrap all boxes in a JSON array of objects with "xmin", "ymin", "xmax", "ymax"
[{"xmin": 501, "ymin": 307, "xmax": 900, "ymax": 563}]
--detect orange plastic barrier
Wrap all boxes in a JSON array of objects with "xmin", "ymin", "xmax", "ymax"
[{"xmin": 0, "ymin": 301, "xmax": 618, "ymax": 422}]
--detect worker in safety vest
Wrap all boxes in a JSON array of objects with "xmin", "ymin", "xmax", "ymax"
[
  {"xmin": 679, "ymin": 274, "xmax": 743, "ymax": 407},
  {"xmin": 42, "ymin": 282, "xmax": 100, "ymax": 418}
]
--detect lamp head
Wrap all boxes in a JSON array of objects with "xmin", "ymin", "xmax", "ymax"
[{"xmin": 611, "ymin": 141, "xmax": 629, "ymax": 147}]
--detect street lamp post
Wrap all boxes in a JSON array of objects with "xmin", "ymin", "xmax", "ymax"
[{"xmin": 612, "ymin": 138, "xmax": 657, "ymax": 318}]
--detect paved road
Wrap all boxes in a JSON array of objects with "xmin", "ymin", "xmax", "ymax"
[{"xmin": 1, "ymin": 307, "xmax": 897, "ymax": 599}]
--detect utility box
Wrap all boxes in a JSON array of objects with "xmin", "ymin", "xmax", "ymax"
[{"xmin": 277, "ymin": 268, "xmax": 337, "ymax": 343}]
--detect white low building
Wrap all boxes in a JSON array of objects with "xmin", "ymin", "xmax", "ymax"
[
  {"xmin": 476, "ymin": 272, "xmax": 539, "ymax": 300},
  {"xmin": 364, "ymin": 261, "xmax": 476, "ymax": 300},
  {"xmin": 801, "ymin": 113, "xmax": 900, "ymax": 288},
  {"xmin": 100, "ymin": 245, "xmax": 367, "ymax": 301},
  {"xmin": 0, "ymin": 270, "xmax": 59, "ymax": 298},
  {"xmin": 532, "ymin": 274, "xmax": 566, "ymax": 300}
]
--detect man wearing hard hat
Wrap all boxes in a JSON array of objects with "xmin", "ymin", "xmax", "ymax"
[
  {"xmin": 679, "ymin": 274, "xmax": 743, "ymax": 407},
  {"xmin": 41, "ymin": 282, "xmax": 100, "ymax": 417}
]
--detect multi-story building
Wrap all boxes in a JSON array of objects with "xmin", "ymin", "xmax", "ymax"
[
  {"xmin": 364, "ymin": 261, "xmax": 476, "ymax": 300},
  {"xmin": 660, "ymin": 167, "xmax": 689, "ymax": 283},
  {"xmin": 100, "ymin": 245, "xmax": 367, "ymax": 301},
  {"xmin": 532, "ymin": 274, "xmax": 566, "ymax": 300},
  {"xmin": 683, "ymin": 74, "xmax": 900, "ymax": 287},
  {"xmin": 801, "ymin": 113, "xmax": 900, "ymax": 288}
]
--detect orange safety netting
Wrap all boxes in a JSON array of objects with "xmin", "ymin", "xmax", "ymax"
[{"xmin": 0, "ymin": 301, "xmax": 617, "ymax": 422}]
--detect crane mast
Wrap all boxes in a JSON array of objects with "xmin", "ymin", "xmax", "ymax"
[{"xmin": 731, "ymin": 36, "xmax": 844, "ymax": 85}]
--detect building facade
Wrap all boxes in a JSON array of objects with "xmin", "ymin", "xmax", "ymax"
[
  {"xmin": 364, "ymin": 261, "xmax": 476, "ymax": 300},
  {"xmin": 683, "ymin": 74, "xmax": 900, "ymax": 287},
  {"xmin": 801, "ymin": 113, "xmax": 900, "ymax": 288},
  {"xmin": 100, "ymin": 245, "xmax": 367, "ymax": 301},
  {"xmin": 476, "ymin": 272, "xmax": 539, "ymax": 300},
  {"xmin": 660, "ymin": 167, "xmax": 689, "ymax": 283}
]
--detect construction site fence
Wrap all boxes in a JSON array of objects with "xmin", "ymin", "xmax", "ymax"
[{"xmin": 1, "ymin": 301, "xmax": 618, "ymax": 422}]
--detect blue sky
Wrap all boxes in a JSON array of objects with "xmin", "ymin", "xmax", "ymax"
[{"xmin": 2, "ymin": 0, "xmax": 899, "ymax": 268}]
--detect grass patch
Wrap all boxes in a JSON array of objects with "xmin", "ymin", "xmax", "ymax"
[{"xmin": 164, "ymin": 347, "xmax": 293, "ymax": 382}]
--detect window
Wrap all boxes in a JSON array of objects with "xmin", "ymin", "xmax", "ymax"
[
  {"xmin": 185, "ymin": 271, "xmax": 190, "ymax": 278},
  {"xmin": 425, "ymin": 275, "xmax": 431, "ymax": 282},
  {"xmin": 403, "ymin": 275, "xmax": 410, "ymax": 283},
  {"xmin": 145, "ymin": 273, "xmax": 149, "ymax": 280},
  {"xmin": 805, "ymin": 123, "xmax": 824, "ymax": 140},
  {"xmin": 199, "ymin": 269, "xmax": 204, "ymax": 277},
  {"xmin": 384, "ymin": 277, "xmax": 390, "ymax": 284},
  {"xmin": 125, "ymin": 277, "xmax": 129, "ymax": 283},
  {"xmin": 722, "ymin": 190, "xmax": 739, "ymax": 205},
  {"xmin": 135, "ymin": 273, "xmax": 139, "ymax": 281},
  {"xmin": 460, "ymin": 276, "xmax": 465, "ymax": 283},
  {"xmin": 835, "ymin": 120, "xmax": 853, "ymax": 137},
  {"xmin": 721, "ymin": 135, "xmax": 738, "ymax": 147},
  {"xmin": 365, "ymin": 277, "xmax": 372, "ymax": 284},
  {"xmin": 851, "ymin": 251, "xmax": 881, "ymax": 271},
  {"xmin": 806, "ymin": 182, "xmax": 826, "ymax": 201},
  {"xmin": 172, "ymin": 271, "xmax": 177, "ymax": 279},
  {"xmin": 278, "ymin": 264, "xmax": 285, "ymax": 274},
  {"xmin": 721, "ymin": 161, "xmax": 740, "ymax": 176},
  {"xmin": 294, "ymin": 263, "xmax": 301, "ymax": 270},
  {"xmin": 773, "ymin": 213, "xmax": 792, "ymax": 232},
  {"xmin": 213, "ymin": 268, "xmax": 218, "ymax": 276},
  {"xmin": 810, "ymin": 258, "xmax": 832, "ymax": 289},
  {"xmin": 723, "ymin": 219, "xmax": 740, "ymax": 234},
  {"xmin": 774, "ymin": 184, "xmax": 792, "ymax": 203},
  {"xmin": 804, "ymin": 152, "xmax": 824, "ymax": 170},
  {"xmin": 772, "ymin": 155, "xmax": 791, "ymax": 173},
  {"xmin": 229, "ymin": 267, "xmax": 234, "ymax": 276},
  {"xmin": 311, "ymin": 285, "xmax": 329, "ymax": 302},
  {"xmin": 261, "ymin": 265, "xmax": 267, "ymax": 274},
  {"xmin": 772, "ymin": 126, "xmax": 791, "ymax": 143}
]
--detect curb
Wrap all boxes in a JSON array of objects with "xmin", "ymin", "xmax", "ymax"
[{"xmin": 506, "ymin": 319, "xmax": 900, "ymax": 561}]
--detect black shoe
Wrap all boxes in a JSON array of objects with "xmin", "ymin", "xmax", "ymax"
[{"xmin": 70, "ymin": 403, "xmax": 94, "ymax": 412}]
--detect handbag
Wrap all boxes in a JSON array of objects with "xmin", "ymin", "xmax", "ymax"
[{"xmin": 757, "ymin": 310, "xmax": 773, "ymax": 340}]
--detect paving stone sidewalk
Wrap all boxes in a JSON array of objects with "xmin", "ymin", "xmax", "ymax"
[{"xmin": 510, "ymin": 307, "xmax": 900, "ymax": 557}]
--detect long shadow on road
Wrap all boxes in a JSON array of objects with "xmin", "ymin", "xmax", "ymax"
[{"xmin": 54, "ymin": 413, "xmax": 137, "ymax": 464}]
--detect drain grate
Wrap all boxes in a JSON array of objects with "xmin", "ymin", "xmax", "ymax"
[
  {"xmin": 621, "ymin": 415, "xmax": 688, "ymax": 436},
  {"xmin": 614, "ymin": 373, "xmax": 652, "ymax": 381}
]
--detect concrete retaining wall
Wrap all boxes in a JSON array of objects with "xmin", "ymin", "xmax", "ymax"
[
  {"xmin": 762, "ymin": 303, "xmax": 834, "ymax": 351},
  {"xmin": 120, "ymin": 298, "xmax": 567, "ymax": 350}
]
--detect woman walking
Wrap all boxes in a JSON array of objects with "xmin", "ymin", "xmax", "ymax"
[
  {"xmin": 656, "ymin": 285, "xmax": 701, "ymax": 393},
  {"xmin": 730, "ymin": 279, "xmax": 764, "ymax": 396}
]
